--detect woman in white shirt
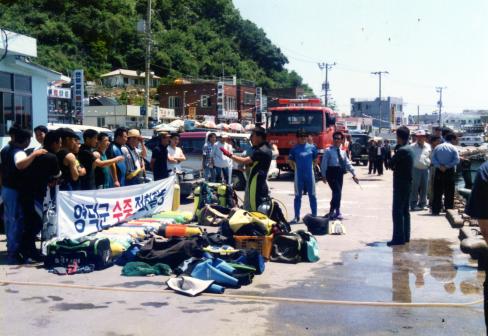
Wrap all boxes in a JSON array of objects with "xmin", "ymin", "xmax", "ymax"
[{"xmin": 167, "ymin": 133, "xmax": 186, "ymax": 174}]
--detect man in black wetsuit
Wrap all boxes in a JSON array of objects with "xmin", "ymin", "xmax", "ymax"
[{"xmin": 220, "ymin": 126, "xmax": 272, "ymax": 212}]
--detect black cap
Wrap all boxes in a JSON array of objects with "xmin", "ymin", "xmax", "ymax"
[{"xmin": 59, "ymin": 127, "xmax": 80, "ymax": 140}]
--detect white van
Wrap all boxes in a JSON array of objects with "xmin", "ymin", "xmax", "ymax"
[
  {"xmin": 459, "ymin": 135, "xmax": 484, "ymax": 147},
  {"xmin": 46, "ymin": 123, "xmax": 113, "ymax": 143}
]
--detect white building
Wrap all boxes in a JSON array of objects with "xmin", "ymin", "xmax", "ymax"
[
  {"xmin": 0, "ymin": 29, "xmax": 63, "ymax": 146},
  {"xmin": 83, "ymin": 105, "xmax": 144, "ymax": 129},
  {"xmin": 100, "ymin": 69, "xmax": 160, "ymax": 88},
  {"xmin": 442, "ymin": 113, "xmax": 484, "ymax": 131}
]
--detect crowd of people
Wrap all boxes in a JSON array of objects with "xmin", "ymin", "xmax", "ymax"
[{"xmin": 0, "ymin": 125, "xmax": 188, "ymax": 265}]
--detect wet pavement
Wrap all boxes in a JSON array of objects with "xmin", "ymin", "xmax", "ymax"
[{"xmin": 0, "ymin": 166, "xmax": 485, "ymax": 335}]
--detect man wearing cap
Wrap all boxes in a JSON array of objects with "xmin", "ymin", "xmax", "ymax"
[
  {"xmin": 320, "ymin": 131, "xmax": 358, "ymax": 220},
  {"xmin": 214, "ymin": 134, "xmax": 233, "ymax": 184},
  {"xmin": 151, "ymin": 132, "xmax": 170, "ymax": 181},
  {"xmin": 287, "ymin": 129, "xmax": 318, "ymax": 223},
  {"xmin": 409, "ymin": 130, "xmax": 432, "ymax": 211},
  {"xmin": 221, "ymin": 126, "xmax": 272, "ymax": 212},
  {"xmin": 125, "ymin": 129, "xmax": 147, "ymax": 185},
  {"xmin": 57, "ymin": 128, "xmax": 86, "ymax": 191}
]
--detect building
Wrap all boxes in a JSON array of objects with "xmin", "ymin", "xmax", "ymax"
[
  {"xmin": 83, "ymin": 97, "xmax": 144, "ymax": 129},
  {"xmin": 158, "ymin": 79, "xmax": 258, "ymax": 122},
  {"xmin": 47, "ymin": 79, "xmax": 73, "ymax": 123},
  {"xmin": 266, "ymin": 87, "xmax": 305, "ymax": 108},
  {"xmin": 0, "ymin": 29, "xmax": 63, "ymax": 145},
  {"xmin": 350, "ymin": 97, "xmax": 404, "ymax": 130},
  {"xmin": 337, "ymin": 117, "xmax": 373, "ymax": 133},
  {"xmin": 443, "ymin": 113, "xmax": 485, "ymax": 131},
  {"xmin": 408, "ymin": 113, "xmax": 440, "ymax": 126},
  {"xmin": 101, "ymin": 69, "xmax": 161, "ymax": 88}
]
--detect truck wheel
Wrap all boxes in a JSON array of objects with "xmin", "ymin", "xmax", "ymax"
[{"xmin": 232, "ymin": 171, "xmax": 246, "ymax": 191}]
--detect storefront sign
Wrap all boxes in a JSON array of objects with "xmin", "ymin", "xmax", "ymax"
[
  {"xmin": 48, "ymin": 86, "xmax": 71, "ymax": 99},
  {"xmin": 57, "ymin": 176, "xmax": 175, "ymax": 239}
]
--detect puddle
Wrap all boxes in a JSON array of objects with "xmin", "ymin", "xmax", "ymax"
[
  {"xmin": 47, "ymin": 296, "xmax": 63, "ymax": 302},
  {"xmin": 181, "ymin": 308, "xmax": 214, "ymax": 313},
  {"xmin": 22, "ymin": 296, "xmax": 49, "ymax": 304},
  {"xmin": 51, "ymin": 303, "xmax": 109, "ymax": 311},
  {"xmin": 140, "ymin": 302, "xmax": 168, "ymax": 308}
]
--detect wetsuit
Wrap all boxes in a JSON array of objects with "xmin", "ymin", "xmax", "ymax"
[
  {"xmin": 244, "ymin": 142, "xmax": 272, "ymax": 212},
  {"xmin": 57, "ymin": 149, "xmax": 80, "ymax": 191},
  {"xmin": 289, "ymin": 143, "xmax": 318, "ymax": 218}
]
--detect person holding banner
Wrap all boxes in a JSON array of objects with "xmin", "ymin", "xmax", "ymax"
[
  {"xmin": 19, "ymin": 130, "xmax": 62, "ymax": 262},
  {"xmin": 125, "ymin": 129, "xmax": 146, "ymax": 185},
  {"xmin": 107, "ymin": 127, "xmax": 129, "ymax": 187},
  {"xmin": 57, "ymin": 128, "xmax": 86, "ymax": 191}
]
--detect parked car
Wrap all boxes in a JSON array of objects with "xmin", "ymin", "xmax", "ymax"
[
  {"xmin": 349, "ymin": 133, "xmax": 370, "ymax": 165},
  {"xmin": 459, "ymin": 135, "xmax": 484, "ymax": 147}
]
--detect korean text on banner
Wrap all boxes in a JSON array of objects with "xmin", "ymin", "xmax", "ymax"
[{"xmin": 57, "ymin": 176, "xmax": 175, "ymax": 239}]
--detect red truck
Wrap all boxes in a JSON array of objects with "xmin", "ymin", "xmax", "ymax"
[{"xmin": 267, "ymin": 98, "xmax": 339, "ymax": 171}]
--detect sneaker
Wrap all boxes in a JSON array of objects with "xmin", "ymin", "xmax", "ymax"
[
  {"xmin": 328, "ymin": 212, "xmax": 338, "ymax": 220},
  {"xmin": 335, "ymin": 212, "xmax": 344, "ymax": 220},
  {"xmin": 289, "ymin": 218, "xmax": 300, "ymax": 225}
]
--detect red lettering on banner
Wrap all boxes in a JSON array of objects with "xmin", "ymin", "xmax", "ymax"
[
  {"xmin": 123, "ymin": 198, "xmax": 133, "ymax": 218},
  {"xmin": 112, "ymin": 201, "xmax": 123, "ymax": 222}
]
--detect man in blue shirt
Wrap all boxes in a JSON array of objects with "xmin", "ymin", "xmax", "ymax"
[
  {"xmin": 321, "ymin": 131, "xmax": 358, "ymax": 220},
  {"xmin": 288, "ymin": 129, "xmax": 318, "ymax": 223},
  {"xmin": 431, "ymin": 132, "xmax": 460, "ymax": 215}
]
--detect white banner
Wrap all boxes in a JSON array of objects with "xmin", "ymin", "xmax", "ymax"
[{"xmin": 57, "ymin": 176, "xmax": 175, "ymax": 239}]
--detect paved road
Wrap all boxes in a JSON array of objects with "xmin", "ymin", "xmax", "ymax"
[{"xmin": 0, "ymin": 166, "xmax": 485, "ymax": 335}]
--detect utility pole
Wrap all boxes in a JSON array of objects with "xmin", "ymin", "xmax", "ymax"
[
  {"xmin": 144, "ymin": 0, "xmax": 152, "ymax": 129},
  {"xmin": 417, "ymin": 105, "xmax": 420, "ymax": 130},
  {"xmin": 371, "ymin": 71, "xmax": 389, "ymax": 133},
  {"xmin": 318, "ymin": 62, "xmax": 336, "ymax": 107},
  {"xmin": 436, "ymin": 86, "xmax": 446, "ymax": 126}
]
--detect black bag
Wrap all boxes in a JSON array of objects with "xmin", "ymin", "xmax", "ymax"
[
  {"xmin": 303, "ymin": 214, "xmax": 329, "ymax": 235},
  {"xmin": 270, "ymin": 233, "xmax": 303, "ymax": 264},
  {"xmin": 45, "ymin": 237, "xmax": 112, "ymax": 270},
  {"xmin": 136, "ymin": 237, "xmax": 205, "ymax": 269},
  {"xmin": 269, "ymin": 199, "xmax": 291, "ymax": 234}
]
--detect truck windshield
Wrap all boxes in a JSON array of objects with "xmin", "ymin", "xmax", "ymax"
[
  {"xmin": 351, "ymin": 135, "xmax": 369, "ymax": 146},
  {"xmin": 269, "ymin": 109, "xmax": 324, "ymax": 133}
]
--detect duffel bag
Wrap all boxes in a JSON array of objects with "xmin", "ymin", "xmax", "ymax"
[
  {"xmin": 45, "ymin": 237, "xmax": 112, "ymax": 270},
  {"xmin": 303, "ymin": 214, "xmax": 329, "ymax": 235},
  {"xmin": 295, "ymin": 230, "xmax": 320, "ymax": 262},
  {"xmin": 198, "ymin": 204, "xmax": 231, "ymax": 226},
  {"xmin": 270, "ymin": 233, "xmax": 303, "ymax": 264}
]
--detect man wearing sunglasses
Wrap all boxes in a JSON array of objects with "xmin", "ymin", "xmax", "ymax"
[
  {"xmin": 287, "ymin": 129, "xmax": 318, "ymax": 223},
  {"xmin": 321, "ymin": 131, "xmax": 358, "ymax": 219}
]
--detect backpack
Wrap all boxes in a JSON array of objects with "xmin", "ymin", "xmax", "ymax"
[
  {"xmin": 270, "ymin": 233, "xmax": 303, "ymax": 264},
  {"xmin": 303, "ymin": 214, "xmax": 329, "ymax": 235},
  {"xmin": 45, "ymin": 237, "xmax": 112, "ymax": 270},
  {"xmin": 295, "ymin": 230, "xmax": 320, "ymax": 262}
]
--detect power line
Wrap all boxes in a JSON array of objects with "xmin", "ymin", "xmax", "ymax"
[
  {"xmin": 318, "ymin": 62, "xmax": 336, "ymax": 107},
  {"xmin": 436, "ymin": 86, "xmax": 447, "ymax": 126}
]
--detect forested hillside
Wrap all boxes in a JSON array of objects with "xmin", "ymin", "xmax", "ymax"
[{"xmin": 0, "ymin": 0, "xmax": 312, "ymax": 92}]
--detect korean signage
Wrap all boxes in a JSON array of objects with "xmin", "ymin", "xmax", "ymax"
[
  {"xmin": 255, "ymin": 87, "xmax": 262, "ymax": 114},
  {"xmin": 217, "ymin": 81, "xmax": 224, "ymax": 118},
  {"xmin": 48, "ymin": 86, "xmax": 71, "ymax": 99},
  {"xmin": 72, "ymin": 69, "xmax": 84, "ymax": 121},
  {"xmin": 57, "ymin": 176, "xmax": 175, "ymax": 239}
]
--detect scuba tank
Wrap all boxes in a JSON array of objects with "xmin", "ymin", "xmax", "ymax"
[{"xmin": 158, "ymin": 224, "xmax": 202, "ymax": 238}]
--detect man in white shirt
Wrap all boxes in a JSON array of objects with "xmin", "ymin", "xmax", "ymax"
[
  {"xmin": 214, "ymin": 134, "xmax": 233, "ymax": 184},
  {"xmin": 167, "ymin": 133, "xmax": 186, "ymax": 174},
  {"xmin": 409, "ymin": 130, "xmax": 432, "ymax": 211}
]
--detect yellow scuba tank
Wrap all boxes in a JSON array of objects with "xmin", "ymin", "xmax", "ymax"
[
  {"xmin": 172, "ymin": 183, "xmax": 180, "ymax": 211},
  {"xmin": 217, "ymin": 184, "xmax": 227, "ymax": 207}
]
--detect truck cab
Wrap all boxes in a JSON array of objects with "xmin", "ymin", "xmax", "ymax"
[{"xmin": 267, "ymin": 98, "xmax": 337, "ymax": 171}]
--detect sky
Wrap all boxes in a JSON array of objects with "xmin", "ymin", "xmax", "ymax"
[{"xmin": 233, "ymin": 0, "xmax": 488, "ymax": 116}]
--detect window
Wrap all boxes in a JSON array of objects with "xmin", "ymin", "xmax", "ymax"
[
  {"xmin": 169, "ymin": 96, "xmax": 181, "ymax": 109},
  {"xmin": 0, "ymin": 71, "xmax": 32, "ymax": 136},
  {"xmin": 14, "ymin": 74, "xmax": 31, "ymax": 92},
  {"xmin": 97, "ymin": 117, "xmax": 105, "ymax": 127},
  {"xmin": 200, "ymin": 95, "xmax": 211, "ymax": 108},
  {"xmin": 244, "ymin": 92, "xmax": 255, "ymax": 105},
  {"xmin": 225, "ymin": 96, "xmax": 236, "ymax": 111}
]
